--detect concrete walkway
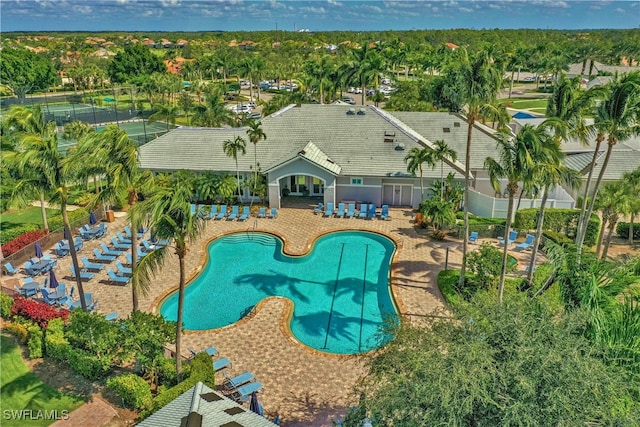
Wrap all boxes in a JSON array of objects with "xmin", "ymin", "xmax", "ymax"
[{"xmin": 50, "ymin": 396, "xmax": 118, "ymax": 427}]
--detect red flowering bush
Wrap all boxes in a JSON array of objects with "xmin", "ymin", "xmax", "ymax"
[
  {"xmin": 1, "ymin": 229, "xmax": 45, "ymax": 256},
  {"xmin": 11, "ymin": 297, "xmax": 69, "ymax": 328}
]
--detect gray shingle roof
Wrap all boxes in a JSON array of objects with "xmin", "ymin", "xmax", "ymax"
[
  {"xmin": 266, "ymin": 141, "xmax": 342, "ymax": 175},
  {"xmin": 137, "ymin": 382, "xmax": 276, "ymax": 427}
]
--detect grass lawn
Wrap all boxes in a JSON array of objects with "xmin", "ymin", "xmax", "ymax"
[
  {"xmin": 0, "ymin": 207, "xmax": 59, "ymax": 232},
  {"xmin": 0, "ymin": 334, "xmax": 83, "ymax": 426},
  {"xmin": 499, "ymin": 98, "xmax": 548, "ymax": 110}
]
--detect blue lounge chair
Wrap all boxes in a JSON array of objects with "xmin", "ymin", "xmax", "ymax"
[
  {"xmin": 117, "ymin": 232, "xmax": 132, "ymax": 244},
  {"xmin": 189, "ymin": 346, "xmax": 218, "ymax": 358},
  {"xmin": 81, "ymin": 257, "xmax": 104, "ymax": 271},
  {"xmin": 516, "ymin": 234, "xmax": 535, "ymax": 250},
  {"xmin": 346, "ymin": 203, "xmax": 355, "ymax": 218},
  {"xmin": 498, "ymin": 230, "xmax": 518, "ymax": 246},
  {"xmin": 93, "ymin": 248, "xmax": 117, "ymax": 262},
  {"xmin": 125, "ymin": 253, "xmax": 134, "ymax": 265},
  {"xmin": 232, "ymin": 381, "xmax": 263, "ymax": 402},
  {"xmin": 215, "ymin": 205, "xmax": 228, "ymax": 220},
  {"xmin": 101, "ymin": 243, "xmax": 122, "ymax": 257},
  {"xmin": 107, "ymin": 269, "xmax": 130, "ymax": 285},
  {"xmin": 105, "ymin": 312, "xmax": 119, "ymax": 322},
  {"xmin": 257, "ymin": 207, "xmax": 266, "ymax": 218},
  {"xmin": 324, "ymin": 202, "xmax": 334, "ymax": 217},
  {"xmin": 238, "ymin": 206, "xmax": 250, "ymax": 221},
  {"xmin": 358, "ymin": 203, "xmax": 368, "ymax": 219},
  {"xmin": 335, "ymin": 203, "xmax": 345, "ymax": 218},
  {"xmin": 40, "ymin": 288, "xmax": 56, "ymax": 305},
  {"xmin": 367, "ymin": 204, "xmax": 377, "ymax": 220},
  {"xmin": 111, "ymin": 237, "xmax": 130, "ymax": 251},
  {"xmin": 313, "ymin": 202, "xmax": 323, "ymax": 214},
  {"xmin": 141, "ymin": 239, "xmax": 157, "ymax": 252},
  {"xmin": 213, "ymin": 357, "xmax": 231, "ymax": 371},
  {"xmin": 137, "ymin": 247, "xmax": 148, "ymax": 259},
  {"xmin": 79, "ymin": 228, "xmax": 93, "ymax": 240},
  {"xmin": 223, "ymin": 371, "xmax": 255, "ymax": 390},
  {"xmin": 55, "ymin": 242, "xmax": 69, "ymax": 257},
  {"xmin": 227, "ymin": 205, "xmax": 239, "ymax": 220},
  {"xmin": 115, "ymin": 261, "xmax": 132, "ymax": 276},
  {"xmin": 380, "ymin": 204, "xmax": 390, "ymax": 220},
  {"xmin": 269, "ymin": 208, "xmax": 278, "ymax": 219},
  {"xmin": 469, "ymin": 231, "xmax": 479, "ymax": 244},
  {"xmin": 124, "ymin": 225, "xmax": 144, "ymax": 239},
  {"xmin": 70, "ymin": 266, "xmax": 94, "ymax": 281},
  {"xmin": 206, "ymin": 205, "xmax": 218, "ymax": 220},
  {"xmin": 4, "ymin": 262, "xmax": 19, "ymax": 275}
]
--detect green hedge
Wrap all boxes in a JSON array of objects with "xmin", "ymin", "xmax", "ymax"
[
  {"xmin": 0, "ymin": 224, "xmax": 41, "ymax": 245},
  {"xmin": 67, "ymin": 347, "xmax": 112, "ymax": 380},
  {"xmin": 45, "ymin": 319, "xmax": 71, "ymax": 362},
  {"xmin": 616, "ymin": 222, "xmax": 640, "ymax": 239},
  {"xmin": 47, "ymin": 207, "xmax": 89, "ymax": 233},
  {"xmin": 543, "ymin": 231, "xmax": 573, "ymax": 246},
  {"xmin": 437, "ymin": 270, "xmax": 464, "ymax": 306},
  {"xmin": 513, "ymin": 208, "xmax": 600, "ymax": 246},
  {"xmin": 27, "ymin": 325, "xmax": 43, "ymax": 359},
  {"xmin": 1, "ymin": 293, "xmax": 14, "ymax": 318},
  {"xmin": 107, "ymin": 374, "xmax": 152, "ymax": 410}
]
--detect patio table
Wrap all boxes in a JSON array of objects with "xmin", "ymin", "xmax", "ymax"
[
  {"xmin": 29, "ymin": 259, "xmax": 54, "ymax": 275},
  {"xmin": 21, "ymin": 282, "xmax": 40, "ymax": 291},
  {"xmin": 47, "ymin": 290, "xmax": 67, "ymax": 301},
  {"xmin": 60, "ymin": 240, "xmax": 82, "ymax": 252}
]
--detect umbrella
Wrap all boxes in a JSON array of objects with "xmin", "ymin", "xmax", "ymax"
[
  {"xmin": 34, "ymin": 241, "xmax": 43, "ymax": 259},
  {"xmin": 249, "ymin": 391, "xmax": 261, "ymax": 415},
  {"xmin": 64, "ymin": 227, "xmax": 71, "ymax": 240},
  {"xmin": 89, "ymin": 211, "xmax": 97, "ymax": 225},
  {"xmin": 49, "ymin": 269, "xmax": 59, "ymax": 289}
]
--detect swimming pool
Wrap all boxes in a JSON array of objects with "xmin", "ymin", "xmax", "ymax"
[{"xmin": 159, "ymin": 231, "xmax": 398, "ymax": 355}]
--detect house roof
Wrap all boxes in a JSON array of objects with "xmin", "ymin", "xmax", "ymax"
[
  {"xmin": 266, "ymin": 141, "xmax": 342, "ymax": 175},
  {"xmin": 137, "ymin": 382, "xmax": 276, "ymax": 427}
]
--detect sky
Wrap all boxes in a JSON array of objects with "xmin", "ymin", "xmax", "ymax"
[{"xmin": 1, "ymin": 0, "xmax": 638, "ymax": 32}]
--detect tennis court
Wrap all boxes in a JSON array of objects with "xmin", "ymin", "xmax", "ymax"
[{"xmin": 58, "ymin": 121, "xmax": 175, "ymax": 152}]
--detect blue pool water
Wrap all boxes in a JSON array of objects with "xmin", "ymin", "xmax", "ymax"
[{"xmin": 159, "ymin": 231, "xmax": 398, "ymax": 354}]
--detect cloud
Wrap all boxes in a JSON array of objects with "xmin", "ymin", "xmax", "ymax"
[
  {"xmin": 458, "ymin": 6, "xmax": 473, "ymax": 13},
  {"xmin": 327, "ymin": 0, "xmax": 343, "ymax": 6}
]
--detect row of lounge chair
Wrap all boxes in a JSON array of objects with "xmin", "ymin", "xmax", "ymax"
[
  {"xmin": 316, "ymin": 202, "xmax": 390, "ymax": 220},
  {"xmin": 193, "ymin": 204, "xmax": 278, "ymax": 221},
  {"xmin": 497, "ymin": 231, "xmax": 535, "ymax": 250}
]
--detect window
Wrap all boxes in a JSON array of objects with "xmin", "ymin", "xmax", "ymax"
[
  {"xmin": 351, "ymin": 177, "xmax": 363, "ymax": 185},
  {"xmin": 443, "ymin": 127, "xmax": 451, "ymax": 133}
]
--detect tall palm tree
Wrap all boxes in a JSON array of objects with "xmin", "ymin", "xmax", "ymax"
[
  {"xmin": 223, "ymin": 135, "xmax": 247, "ymax": 199},
  {"xmin": 622, "ymin": 167, "xmax": 640, "ymax": 245},
  {"xmin": 148, "ymin": 103, "xmax": 180, "ymax": 131},
  {"xmin": 576, "ymin": 71, "xmax": 640, "ymax": 253},
  {"xmin": 430, "ymin": 140, "xmax": 457, "ymax": 199},
  {"xmin": 246, "ymin": 120, "xmax": 266, "ymax": 203},
  {"xmin": 594, "ymin": 182, "xmax": 627, "ymax": 260},
  {"xmin": 454, "ymin": 49, "xmax": 504, "ymax": 289},
  {"xmin": 131, "ymin": 170, "xmax": 206, "ymax": 381},
  {"xmin": 191, "ymin": 86, "xmax": 233, "ymax": 127},
  {"xmin": 404, "ymin": 147, "xmax": 433, "ymax": 201},
  {"xmin": 485, "ymin": 125, "xmax": 540, "ymax": 302}
]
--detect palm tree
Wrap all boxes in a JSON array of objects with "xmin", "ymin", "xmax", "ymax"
[
  {"xmin": 453, "ymin": 49, "xmax": 504, "ymax": 289},
  {"xmin": 223, "ymin": 135, "xmax": 247, "ymax": 199},
  {"xmin": 576, "ymin": 71, "xmax": 640, "ymax": 254},
  {"xmin": 595, "ymin": 182, "xmax": 627, "ymax": 260},
  {"xmin": 191, "ymin": 86, "xmax": 233, "ymax": 127},
  {"xmin": 131, "ymin": 170, "xmax": 206, "ymax": 381},
  {"xmin": 622, "ymin": 167, "xmax": 640, "ymax": 245},
  {"xmin": 246, "ymin": 120, "xmax": 266, "ymax": 203},
  {"xmin": 404, "ymin": 147, "xmax": 433, "ymax": 201},
  {"xmin": 148, "ymin": 103, "xmax": 180, "ymax": 131},
  {"xmin": 484, "ymin": 125, "xmax": 540, "ymax": 302},
  {"xmin": 430, "ymin": 140, "xmax": 457, "ymax": 199}
]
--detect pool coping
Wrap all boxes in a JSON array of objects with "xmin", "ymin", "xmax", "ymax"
[{"xmin": 150, "ymin": 227, "xmax": 407, "ymax": 359}]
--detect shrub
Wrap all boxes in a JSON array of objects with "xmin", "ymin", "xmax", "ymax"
[
  {"xmin": 67, "ymin": 347, "xmax": 112, "ymax": 380},
  {"xmin": 1, "ymin": 229, "xmax": 44, "ymax": 256},
  {"xmin": 47, "ymin": 207, "xmax": 89, "ymax": 233},
  {"xmin": 543, "ymin": 231, "xmax": 573, "ymax": 246},
  {"xmin": 514, "ymin": 208, "xmax": 600, "ymax": 246},
  {"xmin": 0, "ymin": 224, "xmax": 41, "ymax": 246},
  {"xmin": 189, "ymin": 352, "xmax": 215, "ymax": 387},
  {"xmin": 107, "ymin": 374, "xmax": 152, "ymax": 410},
  {"xmin": 465, "ymin": 243, "xmax": 516, "ymax": 292},
  {"xmin": 156, "ymin": 356, "xmax": 178, "ymax": 387},
  {"xmin": 616, "ymin": 222, "xmax": 640, "ymax": 239},
  {"xmin": 144, "ymin": 377, "xmax": 198, "ymax": 418},
  {"xmin": 27, "ymin": 325, "xmax": 43, "ymax": 358},
  {"xmin": 11, "ymin": 297, "xmax": 70, "ymax": 328},
  {"xmin": 437, "ymin": 270, "xmax": 464, "ymax": 306},
  {"xmin": 45, "ymin": 333, "xmax": 71, "ymax": 361},
  {"xmin": 1, "ymin": 292, "xmax": 14, "ymax": 318},
  {"xmin": 5, "ymin": 322, "xmax": 29, "ymax": 343}
]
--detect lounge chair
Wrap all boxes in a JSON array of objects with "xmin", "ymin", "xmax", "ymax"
[
  {"xmin": 137, "ymin": 247, "xmax": 148, "ymax": 259},
  {"xmin": 238, "ymin": 206, "xmax": 250, "ymax": 221},
  {"xmin": 111, "ymin": 237, "xmax": 130, "ymax": 251},
  {"xmin": 345, "ymin": 203, "xmax": 355, "ymax": 218},
  {"xmin": 516, "ymin": 234, "xmax": 535, "ymax": 250},
  {"xmin": 107, "ymin": 269, "xmax": 130, "ymax": 285},
  {"xmin": 93, "ymin": 248, "xmax": 117, "ymax": 262},
  {"xmin": 313, "ymin": 202, "xmax": 323, "ymax": 214},
  {"xmin": 215, "ymin": 205, "xmax": 228, "ymax": 220},
  {"xmin": 205, "ymin": 205, "xmax": 218, "ymax": 220},
  {"xmin": 227, "ymin": 205, "xmax": 239, "ymax": 220},
  {"xmin": 213, "ymin": 357, "xmax": 231, "ymax": 371},
  {"xmin": 335, "ymin": 203, "xmax": 345, "ymax": 218},
  {"xmin": 100, "ymin": 243, "xmax": 122, "ymax": 257},
  {"xmin": 23, "ymin": 261, "xmax": 37, "ymax": 276},
  {"xmin": 115, "ymin": 261, "xmax": 132, "ymax": 276},
  {"xmin": 4, "ymin": 262, "xmax": 19, "ymax": 275},
  {"xmin": 367, "ymin": 204, "xmax": 377, "ymax": 220},
  {"xmin": 55, "ymin": 242, "xmax": 69, "ymax": 257},
  {"xmin": 40, "ymin": 288, "xmax": 56, "ymax": 305},
  {"xmin": 269, "ymin": 208, "xmax": 277, "ymax": 219},
  {"xmin": 498, "ymin": 230, "xmax": 518, "ymax": 246},
  {"xmin": 105, "ymin": 312, "xmax": 119, "ymax": 322},
  {"xmin": 94, "ymin": 223, "xmax": 107, "ymax": 238},
  {"xmin": 232, "ymin": 381, "xmax": 263, "ymax": 402},
  {"xmin": 469, "ymin": 231, "xmax": 479, "ymax": 244},
  {"xmin": 117, "ymin": 232, "xmax": 132, "ymax": 244},
  {"xmin": 257, "ymin": 207, "xmax": 266, "ymax": 218},
  {"xmin": 70, "ymin": 266, "xmax": 94, "ymax": 281},
  {"xmin": 190, "ymin": 204, "xmax": 197, "ymax": 215},
  {"xmin": 141, "ymin": 239, "xmax": 157, "ymax": 252},
  {"xmin": 124, "ymin": 225, "xmax": 144, "ymax": 239},
  {"xmin": 188, "ymin": 346, "xmax": 218, "ymax": 358},
  {"xmin": 223, "ymin": 371, "xmax": 255, "ymax": 390},
  {"xmin": 358, "ymin": 204, "xmax": 368, "ymax": 219},
  {"xmin": 79, "ymin": 228, "xmax": 93, "ymax": 240},
  {"xmin": 324, "ymin": 202, "xmax": 334, "ymax": 217},
  {"xmin": 380, "ymin": 204, "xmax": 390, "ymax": 220}
]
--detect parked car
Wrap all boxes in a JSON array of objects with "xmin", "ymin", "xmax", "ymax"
[
  {"xmin": 348, "ymin": 87, "xmax": 356, "ymax": 93},
  {"xmin": 259, "ymin": 81, "xmax": 271, "ymax": 90},
  {"xmin": 366, "ymin": 89, "xmax": 376, "ymax": 96},
  {"xmin": 523, "ymin": 76, "xmax": 535, "ymax": 82},
  {"xmin": 341, "ymin": 96, "xmax": 356, "ymax": 105},
  {"xmin": 381, "ymin": 77, "xmax": 391, "ymax": 85},
  {"xmin": 354, "ymin": 87, "xmax": 363, "ymax": 94}
]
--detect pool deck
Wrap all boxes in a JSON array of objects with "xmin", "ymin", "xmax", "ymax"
[{"xmin": 2, "ymin": 204, "xmax": 540, "ymax": 426}]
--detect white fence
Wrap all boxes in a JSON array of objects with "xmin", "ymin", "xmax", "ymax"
[{"xmin": 468, "ymin": 187, "xmax": 575, "ymax": 219}]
